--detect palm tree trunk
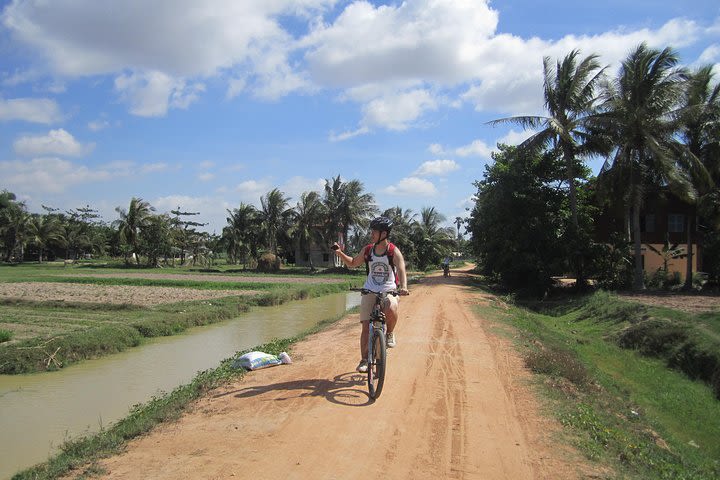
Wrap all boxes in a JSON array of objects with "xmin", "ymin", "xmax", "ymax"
[
  {"xmin": 632, "ymin": 196, "xmax": 645, "ymax": 290},
  {"xmin": 563, "ymin": 147, "xmax": 586, "ymax": 289},
  {"xmin": 684, "ymin": 211, "xmax": 694, "ymax": 290}
]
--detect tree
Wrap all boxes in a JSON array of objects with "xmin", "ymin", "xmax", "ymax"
[
  {"xmin": 292, "ymin": 191, "xmax": 327, "ymax": 270},
  {"xmin": 382, "ymin": 206, "xmax": 417, "ymax": 267},
  {"xmin": 411, "ymin": 207, "xmax": 454, "ymax": 271},
  {"xmin": 0, "ymin": 192, "xmax": 29, "ymax": 262},
  {"xmin": 139, "ymin": 214, "xmax": 172, "ymax": 267},
  {"xmin": 468, "ymin": 145, "xmax": 570, "ymax": 294},
  {"xmin": 489, "ymin": 50, "xmax": 606, "ymax": 287},
  {"xmin": 223, "ymin": 203, "xmax": 260, "ymax": 267},
  {"xmin": 597, "ymin": 43, "xmax": 694, "ymax": 290},
  {"xmin": 454, "ymin": 216, "xmax": 464, "ymax": 240},
  {"xmin": 26, "ymin": 215, "xmax": 65, "ymax": 262},
  {"xmin": 114, "ymin": 197, "xmax": 155, "ymax": 265},
  {"xmin": 323, "ymin": 176, "xmax": 377, "ymax": 246},
  {"xmin": 259, "ymin": 188, "xmax": 293, "ymax": 256},
  {"xmin": 170, "ymin": 207, "xmax": 207, "ymax": 265},
  {"xmin": 679, "ymin": 65, "xmax": 719, "ymax": 288}
]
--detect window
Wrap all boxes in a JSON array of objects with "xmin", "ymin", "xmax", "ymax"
[
  {"xmin": 668, "ymin": 214, "xmax": 685, "ymax": 233},
  {"xmin": 643, "ymin": 214, "xmax": 655, "ymax": 233}
]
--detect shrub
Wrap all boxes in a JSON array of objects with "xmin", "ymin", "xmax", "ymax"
[
  {"xmin": 616, "ymin": 318, "xmax": 689, "ymax": 357},
  {"xmin": 524, "ymin": 346, "xmax": 589, "ymax": 385},
  {"xmin": 256, "ymin": 253, "xmax": 281, "ymax": 272},
  {"xmin": 0, "ymin": 329, "xmax": 12, "ymax": 343}
]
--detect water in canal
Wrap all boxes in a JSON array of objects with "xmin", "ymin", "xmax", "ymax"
[{"xmin": 0, "ymin": 291, "xmax": 360, "ymax": 479}]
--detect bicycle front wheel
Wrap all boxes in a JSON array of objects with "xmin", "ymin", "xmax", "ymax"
[{"xmin": 367, "ymin": 330, "xmax": 387, "ymax": 399}]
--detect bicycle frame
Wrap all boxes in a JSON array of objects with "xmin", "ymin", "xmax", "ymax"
[{"xmin": 355, "ymin": 288, "xmax": 397, "ymax": 400}]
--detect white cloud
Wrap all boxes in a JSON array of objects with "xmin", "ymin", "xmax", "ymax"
[
  {"xmin": 198, "ymin": 160, "xmax": 215, "ymax": 169},
  {"xmin": 303, "ymin": 0, "xmax": 499, "ymax": 86},
  {"xmin": 698, "ymin": 44, "xmax": 720, "ymax": 64},
  {"xmin": 14, "ymin": 129, "xmax": 94, "ymax": 157},
  {"xmin": 329, "ymin": 126, "xmax": 369, "ymax": 142},
  {"xmin": 234, "ymin": 179, "xmax": 271, "ymax": 204},
  {"xmin": 0, "ymin": 157, "xmax": 111, "ymax": 193},
  {"xmin": 1, "ymin": 0, "xmax": 327, "ymax": 108},
  {"xmin": 0, "ymin": 97, "xmax": 63, "ymax": 123},
  {"xmin": 428, "ymin": 143, "xmax": 444, "ymax": 155},
  {"xmin": 383, "ymin": 177, "xmax": 437, "ymax": 196},
  {"xmin": 414, "ymin": 160, "xmax": 460, "ymax": 176},
  {"xmin": 88, "ymin": 119, "xmax": 110, "ymax": 131},
  {"xmin": 198, "ymin": 173, "xmax": 216, "ymax": 182},
  {"xmin": 281, "ymin": 176, "xmax": 326, "ymax": 199},
  {"xmin": 497, "ymin": 128, "xmax": 535, "ymax": 146},
  {"xmin": 114, "ymin": 71, "xmax": 205, "ymax": 117},
  {"xmin": 455, "ymin": 139, "xmax": 493, "ymax": 158},
  {"xmin": 361, "ymin": 89, "xmax": 438, "ymax": 131},
  {"xmin": 140, "ymin": 163, "xmax": 169, "ymax": 174}
]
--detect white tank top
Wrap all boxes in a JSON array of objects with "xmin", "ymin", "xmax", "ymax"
[{"xmin": 363, "ymin": 246, "xmax": 397, "ymax": 292}]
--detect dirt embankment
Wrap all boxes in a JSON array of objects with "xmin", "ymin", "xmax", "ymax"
[
  {"xmin": 85, "ymin": 270, "xmax": 600, "ymax": 480},
  {"xmin": 617, "ymin": 292, "xmax": 720, "ymax": 314}
]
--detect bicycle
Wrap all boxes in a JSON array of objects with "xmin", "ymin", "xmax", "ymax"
[{"xmin": 352, "ymin": 288, "xmax": 399, "ymax": 400}]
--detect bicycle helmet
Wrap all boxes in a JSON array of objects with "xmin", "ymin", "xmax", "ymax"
[{"xmin": 369, "ymin": 216, "xmax": 393, "ymax": 234}]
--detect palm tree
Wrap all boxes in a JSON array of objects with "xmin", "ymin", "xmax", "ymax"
[
  {"xmin": 679, "ymin": 65, "xmax": 719, "ymax": 288},
  {"xmin": 26, "ymin": 215, "xmax": 65, "ymax": 262},
  {"xmin": 259, "ymin": 188, "xmax": 293, "ymax": 256},
  {"xmin": 411, "ymin": 207, "xmax": 455, "ymax": 270},
  {"xmin": 0, "ymin": 195, "xmax": 30, "ymax": 262},
  {"xmin": 114, "ymin": 197, "xmax": 155, "ymax": 265},
  {"xmin": 323, "ymin": 176, "xmax": 377, "ymax": 245},
  {"xmin": 292, "ymin": 191, "xmax": 327, "ymax": 270},
  {"xmin": 489, "ymin": 50, "xmax": 607, "ymax": 286},
  {"xmin": 597, "ymin": 43, "xmax": 692, "ymax": 290},
  {"xmin": 382, "ymin": 206, "xmax": 417, "ymax": 265},
  {"xmin": 223, "ymin": 203, "xmax": 259, "ymax": 267},
  {"xmin": 454, "ymin": 216, "xmax": 464, "ymax": 239}
]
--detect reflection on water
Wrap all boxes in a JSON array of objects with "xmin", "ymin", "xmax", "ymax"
[{"xmin": 0, "ymin": 292, "xmax": 360, "ymax": 479}]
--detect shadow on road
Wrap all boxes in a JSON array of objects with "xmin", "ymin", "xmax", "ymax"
[{"xmin": 213, "ymin": 372, "xmax": 374, "ymax": 407}]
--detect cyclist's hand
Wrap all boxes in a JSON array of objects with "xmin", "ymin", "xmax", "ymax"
[
  {"xmin": 331, "ymin": 242, "xmax": 342, "ymax": 252},
  {"xmin": 398, "ymin": 288, "xmax": 410, "ymax": 296}
]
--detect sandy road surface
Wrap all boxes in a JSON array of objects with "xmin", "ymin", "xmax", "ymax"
[{"xmin": 92, "ymin": 270, "xmax": 592, "ymax": 480}]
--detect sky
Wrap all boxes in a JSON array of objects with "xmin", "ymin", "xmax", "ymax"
[{"xmin": 0, "ymin": 0, "xmax": 718, "ymax": 234}]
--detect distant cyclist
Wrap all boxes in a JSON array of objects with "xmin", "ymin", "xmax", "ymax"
[
  {"xmin": 442, "ymin": 255, "xmax": 451, "ymax": 277},
  {"xmin": 332, "ymin": 216, "xmax": 409, "ymax": 373}
]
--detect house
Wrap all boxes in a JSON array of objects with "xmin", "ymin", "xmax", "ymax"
[
  {"xmin": 595, "ymin": 191, "xmax": 704, "ymax": 281},
  {"xmin": 294, "ymin": 242, "xmax": 343, "ymax": 268}
]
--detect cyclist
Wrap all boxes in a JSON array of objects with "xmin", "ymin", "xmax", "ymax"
[
  {"xmin": 332, "ymin": 216, "xmax": 409, "ymax": 373},
  {"xmin": 442, "ymin": 255, "xmax": 451, "ymax": 277}
]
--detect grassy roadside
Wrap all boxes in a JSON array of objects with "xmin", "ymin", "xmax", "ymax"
[
  {"xmin": 0, "ymin": 269, "xmax": 363, "ymax": 373},
  {"xmin": 470, "ymin": 284, "xmax": 720, "ymax": 479},
  {"xmin": 11, "ymin": 305, "xmax": 358, "ymax": 480}
]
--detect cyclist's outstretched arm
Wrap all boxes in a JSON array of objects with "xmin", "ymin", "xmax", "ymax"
[{"xmin": 332, "ymin": 243, "xmax": 365, "ymax": 268}]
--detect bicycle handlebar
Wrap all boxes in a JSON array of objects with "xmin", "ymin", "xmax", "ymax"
[{"xmin": 349, "ymin": 288, "xmax": 408, "ymax": 296}]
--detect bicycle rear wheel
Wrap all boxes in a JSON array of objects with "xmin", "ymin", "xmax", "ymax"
[{"xmin": 367, "ymin": 329, "xmax": 387, "ymax": 399}]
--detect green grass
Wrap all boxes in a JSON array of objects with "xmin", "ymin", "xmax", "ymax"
[
  {"xmin": 471, "ymin": 286, "xmax": 720, "ymax": 479},
  {"xmin": 11, "ymin": 306, "xmax": 358, "ymax": 480}
]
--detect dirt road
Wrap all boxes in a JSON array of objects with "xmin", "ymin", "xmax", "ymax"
[{"xmin": 93, "ymin": 270, "xmax": 592, "ymax": 479}]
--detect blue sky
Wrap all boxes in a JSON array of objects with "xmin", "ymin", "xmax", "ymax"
[{"xmin": 1, "ymin": 0, "xmax": 718, "ymax": 234}]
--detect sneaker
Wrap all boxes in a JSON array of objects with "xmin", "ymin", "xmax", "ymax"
[
  {"xmin": 356, "ymin": 360, "xmax": 368, "ymax": 373},
  {"xmin": 387, "ymin": 332, "xmax": 396, "ymax": 348}
]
